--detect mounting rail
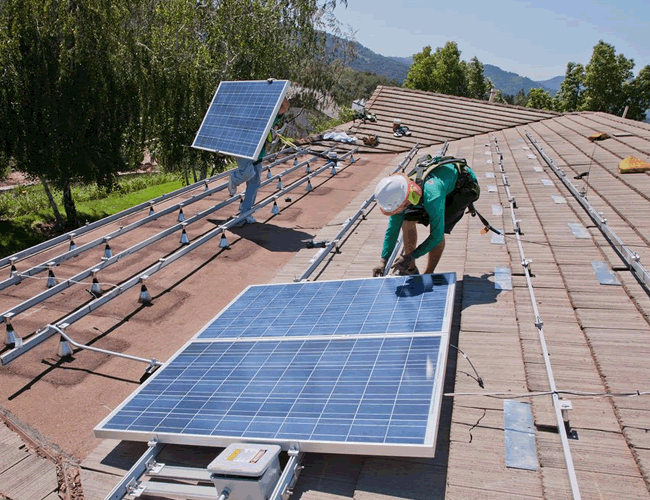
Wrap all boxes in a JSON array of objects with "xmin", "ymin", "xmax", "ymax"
[{"xmin": 526, "ymin": 131, "xmax": 650, "ymax": 294}]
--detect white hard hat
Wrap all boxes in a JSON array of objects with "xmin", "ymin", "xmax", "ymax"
[{"xmin": 374, "ymin": 174, "xmax": 421, "ymax": 216}]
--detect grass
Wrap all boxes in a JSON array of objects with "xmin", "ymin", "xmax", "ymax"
[{"xmin": 0, "ymin": 173, "xmax": 184, "ymax": 259}]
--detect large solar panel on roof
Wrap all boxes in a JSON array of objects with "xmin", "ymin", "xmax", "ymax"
[
  {"xmin": 199, "ymin": 274, "xmax": 454, "ymax": 340},
  {"xmin": 192, "ymin": 79, "xmax": 289, "ymax": 159},
  {"xmin": 95, "ymin": 274, "xmax": 456, "ymax": 457}
]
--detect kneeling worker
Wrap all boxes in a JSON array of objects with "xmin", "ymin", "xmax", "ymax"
[{"xmin": 372, "ymin": 156, "xmax": 480, "ymax": 276}]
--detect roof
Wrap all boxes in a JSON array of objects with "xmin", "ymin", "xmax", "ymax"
[
  {"xmin": 342, "ymin": 86, "xmax": 560, "ymax": 154},
  {"xmin": 1, "ymin": 92, "xmax": 650, "ymax": 499}
]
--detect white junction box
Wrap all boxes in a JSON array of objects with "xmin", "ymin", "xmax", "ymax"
[{"xmin": 208, "ymin": 443, "xmax": 282, "ymax": 500}]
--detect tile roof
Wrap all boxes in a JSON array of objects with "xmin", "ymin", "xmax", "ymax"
[
  {"xmin": 1, "ymin": 90, "xmax": 650, "ymax": 500},
  {"xmin": 342, "ymin": 86, "xmax": 560, "ymax": 154}
]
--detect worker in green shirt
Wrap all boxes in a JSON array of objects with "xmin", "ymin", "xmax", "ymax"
[{"xmin": 372, "ymin": 158, "xmax": 479, "ymax": 276}]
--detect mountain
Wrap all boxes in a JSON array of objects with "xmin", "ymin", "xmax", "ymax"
[
  {"xmin": 326, "ymin": 34, "xmax": 410, "ymax": 83},
  {"xmin": 328, "ymin": 34, "xmax": 564, "ymax": 95},
  {"xmin": 483, "ymin": 64, "xmax": 559, "ymax": 96}
]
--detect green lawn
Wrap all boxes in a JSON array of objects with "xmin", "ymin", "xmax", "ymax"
[{"xmin": 0, "ymin": 175, "xmax": 184, "ymax": 259}]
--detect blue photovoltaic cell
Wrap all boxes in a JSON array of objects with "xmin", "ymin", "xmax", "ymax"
[
  {"xmin": 192, "ymin": 80, "xmax": 289, "ymax": 159},
  {"xmin": 99, "ymin": 336, "xmax": 441, "ymax": 445},
  {"xmin": 199, "ymin": 274, "xmax": 453, "ymax": 340}
]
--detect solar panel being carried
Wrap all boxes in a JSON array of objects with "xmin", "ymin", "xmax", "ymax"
[
  {"xmin": 95, "ymin": 274, "xmax": 456, "ymax": 457},
  {"xmin": 191, "ymin": 79, "xmax": 290, "ymax": 160}
]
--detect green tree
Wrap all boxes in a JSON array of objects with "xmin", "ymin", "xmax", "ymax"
[
  {"xmin": 554, "ymin": 62, "xmax": 585, "ymax": 112},
  {"xmin": 513, "ymin": 89, "xmax": 528, "ymax": 107},
  {"xmin": 581, "ymin": 41, "xmax": 634, "ymax": 115},
  {"xmin": 404, "ymin": 45, "xmax": 437, "ymax": 92},
  {"xmin": 433, "ymin": 42, "xmax": 467, "ymax": 96},
  {"xmin": 0, "ymin": 0, "xmax": 142, "ymax": 227},
  {"xmin": 466, "ymin": 57, "xmax": 489, "ymax": 100},
  {"xmin": 404, "ymin": 42, "xmax": 470, "ymax": 97},
  {"xmin": 527, "ymin": 88, "xmax": 553, "ymax": 110},
  {"xmin": 624, "ymin": 65, "xmax": 650, "ymax": 121}
]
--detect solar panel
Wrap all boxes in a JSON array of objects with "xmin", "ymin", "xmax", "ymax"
[
  {"xmin": 198, "ymin": 274, "xmax": 454, "ymax": 340},
  {"xmin": 191, "ymin": 80, "xmax": 290, "ymax": 159},
  {"xmin": 94, "ymin": 274, "xmax": 456, "ymax": 457}
]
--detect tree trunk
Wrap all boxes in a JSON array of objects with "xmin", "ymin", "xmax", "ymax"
[
  {"xmin": 40, "ymin": 178, "xmax": 65, "ymax": 229},
  {"xmin": 61, "ymin": 180, "xmax": 78, "ymax": 228}
]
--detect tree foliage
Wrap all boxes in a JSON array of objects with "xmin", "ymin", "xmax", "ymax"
[
  {"xmin": 404, "ymin": 42, "xmax": 488, "ymax": 99},
  {"xmin": 554, "ymin": 62, "xmax": 585, "ymax": 112},
  {"xmin": 580, "ymin": 41, "xmax": 634, "ymax": 115},
  {"xmin": 0, "ymin": 0, "xmax": 347, "ymax": 227},
  {"xmin": 466, "ymin": 57, "xmax": 489, "ymax": 100},
  {"xmin": 527, "ymin": 88, "xmax": 553, "ymax": 110},
  {"xmin": 0, "ymin": 0, "xmax": 141, "ymax": 226}
]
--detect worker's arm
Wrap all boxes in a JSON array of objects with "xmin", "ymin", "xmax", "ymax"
[{"xmin": 380, "ymin": 212, "xmax": 405, "ymax": 261}]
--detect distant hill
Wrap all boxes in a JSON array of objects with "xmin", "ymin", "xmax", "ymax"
[
  {"xmin": 483, "ymin": 64, "xmax": 559, "ymax": 96},
  {"xmin": 328, "ymin": 34, "xmax": 564, "ymax": 95},
  {"xmin": 326, "ymin": 34, "xmax": 409, "ymax": 83}
]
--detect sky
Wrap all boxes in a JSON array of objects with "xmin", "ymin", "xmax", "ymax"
[{"xmin": 332, "ymin": 0, "xmax": 650, "ymax": 81}]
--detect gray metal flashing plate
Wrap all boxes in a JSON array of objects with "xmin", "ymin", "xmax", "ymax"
[
  {"xmin": 491, "ymin": 231, "xmax": 505, "ymax": 245},
  {"xmin": 592, "ymin": 261, "xmax": 621, "ymax": 286},
  {"xmin": 540, "ymin": 178, "xmax": 554, "ymax": 186},
  {"xmin": 192, "ymin": 80, "xmax": 290, "ymax": 159},
  {"xmin": 485, "ymin": 172, "xmax": 495, "ymax": 178},
  {"xmin": 568, "ymin": 223, "xmax": 591, "ymax": 239},
  {"xmin": 494, "ymin": 267, "xmax": 512, "ymax": 290},
  {"xmin": 534, "ymin": 166, "xmax": 544, "ymax": 172},
  {"xmin": 487, "ymin": 185, "xmax": 497, "ymax": 193},
  {"xmin": 504, "ymin": 400, "xmax": 538, "ymax": 471},
  {"xmin": 492, "ymin": 205, "xmax": 503, "ymax": 216},
  {"xmin": 94, "ymin": 274, "xmax": 457, "ymax": 458},
  {"xmin": 552, "ymin": 195, "xmax": 567, "ymax": 204}
]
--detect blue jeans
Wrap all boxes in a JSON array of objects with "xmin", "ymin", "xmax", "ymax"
[{"xmin": 231, "ymin": 158, "xmax": 263, "ymax": 214}]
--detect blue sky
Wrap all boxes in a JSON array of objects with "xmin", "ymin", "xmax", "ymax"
[{"xmin": 333, "ymin": 0, "xmax": 650, "ymax": 81}]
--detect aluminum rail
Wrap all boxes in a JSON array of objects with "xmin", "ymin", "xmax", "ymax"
[
  {"xmin": 295, "ymin": 144, "xmax": 420, "ymax": 282},
  {"xmin": 1, "ymin": 149, "xmax": 356, "ymax": 365},
  {"xmin": 49, "ymin": 324, "xmax": 162, "ymax": 369},
  {"xmin": 492, "ymin": 136, "xmax": 581, "ymax": 499},
  {"xmin": 0, "ymin": 149, "xmax": 335, "ymax": 326},
  {"xmin": 0, "ymin": 148, "xmax": 333, "ymax": 292},
  {"xmin": 526, "ymin": 131, "xmax": 650, "ymax": 294}
]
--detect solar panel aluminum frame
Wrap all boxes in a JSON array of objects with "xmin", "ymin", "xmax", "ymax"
[
  {"xmin": 192, "ymin": 79, "xmax": 290, "ymax": 160},
  {"xmin": 94, "ymin": 274, "xmax": 456, "ymax": 458}
]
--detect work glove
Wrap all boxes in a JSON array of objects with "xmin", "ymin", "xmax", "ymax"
[
  {"xmin": 391, "ymin": 253, "xmax": 419, "ymax": 276},
  {"xmin": 372, "ymin": 259, "xmax": 387, "ymax": 277}
]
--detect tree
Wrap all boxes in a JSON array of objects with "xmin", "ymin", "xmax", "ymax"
[
  {"xmin": 404, "ymin": 42, "xmax": 472, "ymax": 97},
  {"xmin": 624, "ymin": 65, "xmax": 650, "ymax": 121},
  {"xmin": 1, "ymin": 0, "xmax": 141, "ymax": 227},
  {"xmin": 1, "ymin": 0, "xmax": 349, "ymax": 226},
  {"xmin": 466, "ymin": 57, "xmax": 489, "ymax": 100},
  {"xmin": 581, "ymin": 41, "xmax": 634, "ymax": 115},
  {"xmin": 513, "ymin": 89, "xmax": 528, "ymax": 107},
  {"xmin": 527, "ymin": 88, "xmax": 553, "ymax": 110},
  {"xmin": 554, "ymin": 62, "xmax": 585, "ymax": 112},
  {"xmin": 404, "ymin": 45, "xmax": 438, "ymax": 92},
  {"xmin": 432, "ymin": 42, "xmax": 467, "ymax": 96}
]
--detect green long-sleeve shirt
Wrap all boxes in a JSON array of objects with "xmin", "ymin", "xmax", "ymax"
[{"xmin": 380, "ymin": 163, "xmax": 461, "ymax": 260}]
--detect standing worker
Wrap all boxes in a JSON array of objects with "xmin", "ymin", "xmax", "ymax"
[
  {"xmin": 372, "ymin": 156, "xmax": 480, "ymax": 276},
  {"xmin": 228, "ymin": 97, "xmax": 291, "ymax": 225}
]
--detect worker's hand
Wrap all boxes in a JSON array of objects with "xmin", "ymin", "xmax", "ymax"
[
  {"xmin": 372, "ymin": 259, "xmax": 387, "ymax": 277},
  {"xmin": 391, "ymin": 253, "xmax": 417, "ymax": 275}
]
